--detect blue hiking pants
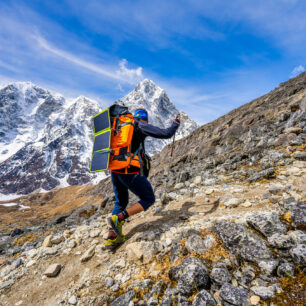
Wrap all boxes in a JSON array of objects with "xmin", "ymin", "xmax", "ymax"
[{"xmin": 111, "ymin": 172, "xmax": 155, "ymax": 215}]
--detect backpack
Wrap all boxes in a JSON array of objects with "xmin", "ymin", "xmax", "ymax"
[{"xmin": 90, "ymin": 104, "xmax": 145, "ymax": 174}]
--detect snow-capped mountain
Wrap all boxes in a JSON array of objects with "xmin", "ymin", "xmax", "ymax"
[
  {"xmin": 0, "ymin": 80, "xmax": 198, "ymax": 196},
  {"xmin": 116, "ymin": 79, "xmax": 198, "ymax": 155}
]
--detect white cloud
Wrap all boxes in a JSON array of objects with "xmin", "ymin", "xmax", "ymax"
[
  {"xmin": 290, "ymin": 65, "xmax": 305, "ymax": 77},
  {"xmin": 117, "ymin": 59, "xmax": 143, "ymax": 84},
  {"xmin": 34, "ymin": 35, "xmax": 143, "ymax": 84}
]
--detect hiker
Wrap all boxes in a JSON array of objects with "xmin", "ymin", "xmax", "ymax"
[{"xmin": 106, "ymin": 109, "xmax": 180, "ymax": 246}]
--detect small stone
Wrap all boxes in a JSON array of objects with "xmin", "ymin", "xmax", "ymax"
[
  {"xmin": 250, "ymin": 295, "xmax": 260, "ymax": 305},
  {"xmin": 68, "ymin": 295, "xmax": 78, "ymax": 305},
  {"xmin": 105, "ymin": 277, "xmax": 114, "ymax": 288},
  {"xmin": 288, "ymin": 230, "xmax": 306, "ymax": 244},
  {"xmin": 284, "ymin": 127, "xmax": 302, "ymax": 134},
  {"xmin": 241, "ymin": 200, "xmax": 252, "ymax": 208},
  {"xmin": 290, "ymin": 244, "xmax": 306, "ymax": 266},
  {"xmin": 224, "ymin": 198, "xmax": 241, "ymax": 208},
  {"xmin": 0, "ymin": 280, "xmax": 13, "ymax": 290},
  {"xmin": 27, "ymin": 248, "xmax": 38, "ymax": 258},
  {"xmin": 250, "ymin": 285, "xmax": 276, "ymax": 300},
  {"xmin": 13, "ymin": 258, "xmax": 23, "ymax": 269},
  {"xmin": 165, "ymin": 238, "xmax": 172, "ymax": 246},
  {"xmin": 220, "ymin": 283, "xmax": 248, "ymax": 305},
  {"xmin": 174, "ymin": 183, "xmax": 184, "ymax": 189},
  {"xmin": 67, "ymin": 239, "xmax": 77, "ymax": 248},
  {"xmin": 293, "ymin": 152, "xmax": 306, "ymax": 161},
  {"xmin": 193, "ymin": 289, "xmax": 215, "ymax": 305},
  {"xmin": 51, "ymin": 235, "xmax": 63, "ymax": 245},
  {"xmin": 115, "ymin": 258, "xmax": 126, "ymax": 268},
  {"xmin": 26, "ymin": 259, "xmax": 36, "ymax": 267},
  {"xmin": 211, "ymin": 267, "xmax": 231, "ymax": 284},
  {"xmin": 44, "ymin": 263, "xmax": 61, "ymax": 277},
  {"xmin": 111, "ymin": 283, "xmax": 120, "ymax": 292},
  {"xmin": 194, "ymin": 176, "xmax": 202, "ymax": 185},
  {"xmin": 80, "ymin": 245, "xmax": 95, "ymax": 262},
  {"xmin": 277, "ymin": 262, "xmax": 295, "ymax": 278},
  {"xmin": 42, "ymin": 235, "xmax": 53, "ymax": 247},
  {"xmin": 89, "ymin": 229, "xmax": 101, "ymax": 238},
  {"xmin": 205, "ymin": 188, "xmax": 214, "ymax": 195}
]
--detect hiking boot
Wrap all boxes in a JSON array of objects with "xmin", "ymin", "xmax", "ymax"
[
  {"xmin": 105, "ymin": 234, "xmax": 126, "ymax": 247},
  {"xmin": 107, "ymin": 215, "xmax": 125, "ymax": 238}
]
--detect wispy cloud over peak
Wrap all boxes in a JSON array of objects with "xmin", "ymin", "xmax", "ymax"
[
  {"xmin": 117, "ymin": 59, "xmax": 144, "ymax": 84},
  {"xmin": 34, "ymin": 35, "xmax": 143, "ymax": 85}
]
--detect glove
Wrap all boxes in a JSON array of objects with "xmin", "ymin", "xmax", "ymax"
[{"xmin": 174, "ymin": 115, "xmax": 181, "ymax": 125}]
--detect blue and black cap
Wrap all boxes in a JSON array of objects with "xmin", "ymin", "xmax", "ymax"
[{"xmin": 134, "ymin": 109, "xmax": 148, "ymax": 122}]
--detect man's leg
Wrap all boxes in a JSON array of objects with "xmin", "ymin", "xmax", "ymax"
[
  {"xmin": 111, "ymin": 172, "xmax": 129, "ymax": 215},
  {"xmin": 119, "ymin": 174, "xmax": 155, "ymax": 219},
  {"xmin": 106, "ymin": 173, "xmax": 129, "ymax": 245}
]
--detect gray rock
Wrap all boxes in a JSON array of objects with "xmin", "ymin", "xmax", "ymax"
[
  {"xmin": 105, "ymin": 277, "xmax": 114, "ymax": 289},
  {"xmin": 68, "ymin": 295, "xmax": 78, "ymax": 305},
  {"xmin": 130, "ymin": 279, "xmax": 154, "ymax": 291},
  {"xmin": 277, "ymin": 262, "xmax": 295, "ymax": 278},
  {"xmin": 288, "ymin": 230, "xmax": 306, "ymax": 244},
  {"xmin": 170, "ymin": 240, "xmax": 187, "ymax": 264},
  {"xmin": 233, "ymin": 266, "xmax": 256, "ymax": 287},
  {"xmin": 193, "ymin": 289, "xmax": 216, "ymax": 306},
  {"xmin": 268, "ymin": 233, "xmax": 295, "ymax": 249},
  {"xmin": 290, "ymin": 244, "xmax": 306, "ymax": 266},
  {"xmin": 185, "ymin": 235, "xmax": 215, "ymax": 255},
  {"xmin": 44, "ymin": 263, "xmax": 61, "ymax": 277},
  {"xmin": 13, "ymin": 258, "xmax": 23, "ymax": 269},
  {"xmin": 293, "ymin": 152, "xmax": 306, "ymax": 161},
  {"xmin": 250, "ymin": 284, "xmax": 279, "ymax": 300},
  {"xmin": 146, "ymin": 280, "xmax": 166, "ymax": 303},
  {"xmin": 169, "ymin": 256, "xmax": 210, "ymax": 296},
  {"xmin": 247, "ymin": 212, "xmax": 287, "ymax": 237},
  {"xmin": 210, "ymin": 267, "xmax": 231, "ymax": 285},
  {"xmin": 0, "ymin": 279, "xmax": 14, "ymax": 290},
  {"xmin": 291, "ymin": 201, "xmax": 306, "ymax": 228},
  {"xmin": 160, "ymin": 286, "xmax": 189, "ymax": 305},
  {"xmin": 214, "ymin": 221, "xmax": 276, "ymax": 273},
  {"xmin": 110, "ymin": 290, "xmax": 136, "ymax": 305},
  {"xmin": 219, "ymin": 283, "xmax": 248, "ymax": 305},
  {"xmin": 80, "ymin": 245, "xmax": 95, "ymax": 262},
  {"xmin": 248, "ymin": 168, "xmax": 275, "ymax": 182}
]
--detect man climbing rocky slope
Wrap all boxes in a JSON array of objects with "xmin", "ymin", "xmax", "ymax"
[{"xmin": 0, "ymin": 73, "xmax": 305, "ymax": 305}]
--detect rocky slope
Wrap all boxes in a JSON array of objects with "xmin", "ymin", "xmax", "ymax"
[
  {"xmin": 0, "ymin": 73, "xmax": 305, "ymax": 305},
  {"xmin": 0, "ymin": 80, "xmax": 197, "ymax": 196}
]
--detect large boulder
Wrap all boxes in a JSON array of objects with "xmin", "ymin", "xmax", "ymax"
[
  {"xmin": 247, "ymin": 212, "xmax": 287, "ymax": 238},
  {"xmin": 214, "ymin": 221, "xmax": 278, "ymax": 274},
  {"xmin": 169, "ymin": 256, "xmax": 210, "ymax": 296}
]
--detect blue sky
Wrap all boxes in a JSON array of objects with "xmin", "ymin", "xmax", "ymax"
[{"xmin": 0, "ymin": 0, "xmax": 305, "ymax": 124}]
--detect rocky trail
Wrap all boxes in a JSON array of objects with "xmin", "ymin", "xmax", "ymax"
[{"xmin": 0, "ymin": 73, "xmax": 306, "ymax": 305}]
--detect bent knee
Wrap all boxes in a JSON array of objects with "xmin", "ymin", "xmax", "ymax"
[{"xmin": 140, "ymin": 194, "xmax": 155, "ymax": 211}]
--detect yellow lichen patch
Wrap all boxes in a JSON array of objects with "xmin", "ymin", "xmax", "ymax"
[
  {"xmin": 268, "ymin": 269, "xmax": 306, "ymax": 305},
  {"xmin": 13, "ymin": 230, "xmax": 53, "ymax": 246},
  {"xmin": 283, "ymin": 211, "xmax": 292, "ymax": 224}
]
